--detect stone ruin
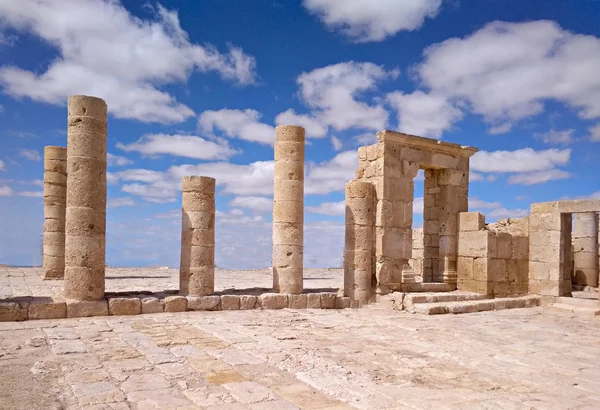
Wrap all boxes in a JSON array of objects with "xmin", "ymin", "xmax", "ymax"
[{"xmin": 0, "ymin": 94, "xmax": 598, "ymax": 321}]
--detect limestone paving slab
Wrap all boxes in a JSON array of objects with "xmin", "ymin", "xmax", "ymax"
[{"xmin": 0, "ymin": 303, "xmax": 599, "ymax": 409}]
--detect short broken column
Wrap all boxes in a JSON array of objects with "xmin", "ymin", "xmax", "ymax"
[
  {"xmin": 180, "ymin": 176, "xmax": 215, "ymax": 296},
  {"xmin": 64, "ymin": 95, "xmax": 108, "ymax": 300},
  {"xmin": 272, "ymin": 125, "xmax": 305, "ymax": 294},
  {"xmin": 344, "ymin": 180, "xmax": 374, "ymax": 304},
  {"xmin": 43, "ymin": 146, "xmax": 67, "ymax": 279},
  {"xmin": 572, "ymin": 212, "xmax": 599, "ymax": 287}
]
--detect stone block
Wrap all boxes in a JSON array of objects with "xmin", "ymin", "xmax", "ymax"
[
  {"xmin": 259, "ymin": 293, "xmax": 287, "ymax": 309},
  {"xmin": 375, "ymin": 227, "xmax": 412, "ymax": 259},
  {"xmin": 512, "ymin": 236, "xmax": 529, "ymax": 259},
  {"xmin": 288, "ymin": 294, "xmax": 307, "ymax": 309},
  {"xmin": 529, "ymin": 212, "xmax": 562, "ymax": 231},
  {"xmin": 530, "ymin": 201, "xmax": 558, "ymax": 213},
  {"xmin": 0, "ymin": 299, "xmax": 29, "ymax": 322},
  {"xmin": 187, "ymin": 296, "xmax": 221, "ymax": 311},
  {"xmin": 141, "ymin": 297, "xmax": 164, "ymax": 314},
  {"xmin": 457, "ymin": 256, "xmax": 474, "ymax": 281},
  {"xmin": 319, "ymin": 293, "xmax": 336, "ymax": 309},
  {"xmin": 335, "ymin": 297, "xmax": 350, "ymax": 309},
  {"xmin": 220, "ymin": 295, "xmax": 240, "ymax": 310},
  {"xmin": 496, "ymin": 233, "xmax": 513, "ymax": 259},
  {"xmin": 473, "ymin": 258, "xmax": 488, "ymax": 281},
  {"xmin": 240, "ymin": 295, "xmax": 258, "ymax": 310},
  {"xmin": 458, "ymin": 230, "xmax": 496, "ymax": 258},
  {"xmin": 28, "ymin": 298, "xmax": 66, "ymax": 320},
  {"xmin": 306, "ymin": 293, "xmax": 321, "ymax": 309},
  {"xmin": 66, "ymin": 300, "xmax": 108, "ymax": 318},
  {"xmin": 108, "ymin": 297, "xmax": 141, "ymax": 316},
  {"xmin": 164, "ymin": 296, "xmax": 187, "ymax": 312}
]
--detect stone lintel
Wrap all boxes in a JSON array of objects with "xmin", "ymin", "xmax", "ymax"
[
  {"xmin": 376, "ymin": 130, "xmax": 479, "ymax": 158},
  {"xmin": 531, "ymin": 200, "xmax": 600, "ymax": 214}
]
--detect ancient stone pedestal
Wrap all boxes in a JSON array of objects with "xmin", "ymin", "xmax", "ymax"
[
  {"xmin": 272, "ymin": 125, "xmax": 305, "ymax": 294},
  {"xmin": 64, "ymin": 95, "xmax": 107, "ymax": 300},
  {"xmin": 180, "ymin": 176, "xmax": 216, "ymax": 296},
  {"xmin": 344, "ymin": 180, "xmax": 375, "ymax": 304},
  {"xmin": 43, "ymin": 146, "xmax": 67, "ymax": 279},
  {"xmin": 573, "ymin": 212, "xmax": 599, "ymax": 287}
]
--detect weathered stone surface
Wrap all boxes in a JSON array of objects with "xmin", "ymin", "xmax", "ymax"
[
  {"xmin": 108, "ymin": 297, "xmax": 141, "ymax": 315},
  {"xmin": 66, "ymin": 299, "xmax": 108, "ymax": 318},
  {"xmin": 0, "ymin": 300, "xmax": 29, "ymax": 321},
  {"xmin": 288, "ymin": 294, "xmax": 307, "ymax": 309},
  {"xmin": 318, "ymin": 293, "xmax": 336, "ymax": 309},
  {"xmin": 239, "ymin": 295, "xmax": 257, "ymax": 310},
  {"xmin": 335, "ymin": 296, "xmax": 350, "ymax": 309},
  {"xmin": 259, "ymin": 293, "xmax": 287, "ymax": 309},
  {"xmin": 28, "ymin": 298, "xmax": 66, "ymax": 320},
  {"xmin": 459, "ymin": 212, "xmax": 485, "ymax": 232},
  {"xmin": 141, "ymin": 297, "xmax": 164, "ymax": 314},
  {"xmin": 187, "ymin": 295, "xmax": 221, "ymax": 311},
  {"xmin": 163, "ymin": 296, "xmax": 187, "ymax": 312},
  {"xmin": 306, "ymin": 293, "xmax": 321, "ymax": 309},
  {"xmin": 221, "ymin": 295, "xmax": 240, "ymax": 310}
]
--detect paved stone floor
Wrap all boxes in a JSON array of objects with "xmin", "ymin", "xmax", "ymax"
[
  {"xmin": 0, "ymin": 267, "xmax": 343, "ymax": 299},
  {"xmin": 1, "ymin": 268, "xmax": 600, "ymax": 409}
]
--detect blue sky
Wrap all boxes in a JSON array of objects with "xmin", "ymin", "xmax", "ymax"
[{"xmin": 0, "ymin": 0, "xmax": 599, "ymax": 268}]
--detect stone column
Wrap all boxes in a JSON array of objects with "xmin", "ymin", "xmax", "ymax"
[
  {"xmin": 344, "ymin": 180, "xmax": 374, "ymax": 304},
  {"xmin": 64, "ymin": 95, "xmax": 107, "ymax": 300},
  {"xmin": 422, "ymin": 170, "xmax": 440, "ymax": 282},
  {"xmin": 43, "ymin": 146, "xmax": 67, "ymax": 279},
  {"xmin": 180, "ymin": 176, "xmax": 216, "ymax": 296},
  {"xmin": 272, "ymin": 125, "xmax": 305, "ymax": 294},
  {"xmin": 572, "ymin": 212, "xmax": 599, "ymax": 287}
]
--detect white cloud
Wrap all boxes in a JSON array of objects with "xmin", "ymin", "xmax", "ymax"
[
  {"xmin": 471, "ymin": 148, "xmax": 570, "ymax": 173},
  {"xmin": 0, "ymin": 0, "xmax": 256, "ymax": 124},
  {"xmin": 487, "ymin": 208, "xmax": 529, "ymax": 219},
  {"xmin": 508, "ymin": 169, "xmax": 572, "ymax": 185},
  {"xmin": 386, "ymin": 91, "xmax": 462, "ymax": 138},
  {"xmin": 413, "ymin": 197, "xmax": 424, "ymax": 214},
  {"xmin": 198, "ymin": 109, "xmax": 275, "ymax": 145},
  {"xmin": 297, "ymin": 62, "xmax": 398, "ymax": 131},
  {"xmin": 228, "ymin": 196, "xmax": 273, "ymax": 213},
  {"xmin": 306, "ymin": 150, "xmax": 357, "ymax": 195},
  {"xmin": 107, "ymin": 197, "xmax": 136, "ymax": 208},
  {"xmin": 590, "ymin": 123, "xmax": 600, "ymax": 142},
  {"xmin": 18, "ymin": 190, "xmax": 43, "ymax": 197},
  {"xmin": 117, "ymin": 133, "xmax": 238, "ymax": 160},
  {"xmin": 106, "ymin": 153, "xmax": 133, "ymax": 167},
  {"xmin": 275, "ymin": 109, "xmax": 328, "ymax": 138},
  {"xmin": 487, "ymin": 123, "xmax": 512, "ymax": 135},
  {"xmin": 330, "ymin": 135, "xmax": 343, "ymax": 151},
  {"xmin": 0, "ymin": 185, "xmax": 13, "ymax": 196},
  {"xmin": 415, "ymin": 20, "xmax": 600, "ymax": 132},
  {"xmin": 0, "ymin": 160, "xmax": 5, "ymax": 171},
  {"xmin": 303, "ymin": 0, "xmax": 441, "ymax": 42},
  {"xmin": 469, "ymin": 198, "xmax": 503, "ymax": 209},
  {"xmin": 19, "ymin": 149, "xmax": 41, "ymax": 161},
  {"xmin": 468, "ymin": 197, "xmax": 528, "ymax": 221},
  {"xmin": 353, "ymin": 132, "xmax": 377, "ymax": 146},
  {"xmin": 307, "ymin": 200, "xmax": 345, "ymax": 216},
  {"xmin": 534, "ymin": 129, "xmax": 575, "ymax": 145},
  {"xmin": 470, "ymin": 172, "xmax": 497, "ymax": 182}
]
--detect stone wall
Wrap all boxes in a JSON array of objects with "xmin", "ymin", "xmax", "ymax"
[
  {"xmin": 457, "ymin": 213, "xmax": 529, "ymax": 297},
  {"xmin": 410, "ymin": 228, "xmax": 424, "ymax": 281}
]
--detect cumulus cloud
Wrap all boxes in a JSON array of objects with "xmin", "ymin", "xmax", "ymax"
[
  {"xmin": 471, "ymin": 148, "xmax": 570, "ymax": 173},
  {"xmin": 307, "ymin": 200, "xmax": 345, "ymax": 216},
  {"xmin": 275, "ymin": 109, "xmax": 328, "ymax": 138},
  {"xmin": 198, "ymin": 109, "xmax": 275, "ymax": 145},
  {"xmin": 297, "ymin": 62, "xmax": 398, "ymax": 131},
  {"xmin": 469, "ymin": 197, "xmax": 528, "ymax": 220},
  {"xmin": 305, "ymin": 150, "xmax": 357, "ymax": 195},
  {"xmin": 117, "ymin": 133, "xmax": 238, "ymax": 160},
  {"xmin": 0, "ymin": 0, "xmax": 256, "ymax": 124},
  {"xmin": 303, "ymin": 0, "xmax": 442, "ymax": 42},
  {"xmin": 106, "ymin": 153, "xmax": 133, "ymax": 167},
  {"xmin": 228, "ymin": 196, "xmax": 273, "ymax": 213},
  {"xmin": 413, "ymin": 20, "xmax": 600, "ymax": 133},
  {"xmin": 0, "ymin": 185, "xmax": 13, "ymax": 196},
  {"xmin": 107, "ymin": 197, "xmax": 136, "ymax": 208},
  {"xmin": 330, "ymin": 135, "xmax": 343, "ymax": 151},
  {"xmin": 19, "ymin": 149, "xmax": 41, "ymax": 161},
  {"xmin": 18, "ymin": 190, "xmax": 43, "ymax": 198},
  {"xmin": 508, "ymin": 169, "xmax": 572, "ymax": 185},
  {"xmin": 386, "ymin": 91, "xmax": 462, "ymax": 138},
  {"xmin": 590, "ymin": 123, "xmax": 600, "ymax": 142},
  {"xmin": 534, "ymin": 129, "xmax": 575, "ymax": 145}
]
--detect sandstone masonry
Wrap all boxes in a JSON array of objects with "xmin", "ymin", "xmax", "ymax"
[{"xmin": 43, "ymin": 146, "xmax": 67, "ymax": 279}]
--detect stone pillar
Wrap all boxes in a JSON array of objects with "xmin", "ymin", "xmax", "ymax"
[
  {"xmin": 572, "ymin": 212, "xmax": 599, "ymax": 287},
  {"xmin": 422, "ymin": 170, "xmax": 440, "ymax": 282},
  {"xmin": 344, "ymin": 180, "xmax": 374, "ymax": 304},
  {"xmin": 180, "ymin": 176, "xmax": 215, "ymax": 296},
  {"xmin": 272, "ymin": 125, "xmax": 305, "ymax": 294},
  {"xmin": 64, "ymin": 95, "xmax": 107, "ymax": 300},
  {"xmin": 43, "ymin": 146, "xmax": 67, "ymax": 279}
]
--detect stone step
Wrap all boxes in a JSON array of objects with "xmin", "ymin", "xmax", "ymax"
[
  {"xmin": 553, "ymin": 296, "xmax": 600, "ymax": 308},
  {"xmin": 405, "ymin": 292, "xmax": 488, "ymax": 306},
  {"xmin": 550, "ymin": 303, "xmax": 600, "ymax": 317},
  {"xmin": 410, "ymin": 295, "xmax": 541, "ymax": 315}
]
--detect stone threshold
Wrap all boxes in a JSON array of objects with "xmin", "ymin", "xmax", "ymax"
[{"xmin": 0, "ymin": 290, "xmax": 354, "ymax": 322}]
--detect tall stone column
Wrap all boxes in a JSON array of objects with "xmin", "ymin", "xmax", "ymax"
[
  {"xmin": 572, "ymin": 212, "xmax": 599, "ymax": 287},
  {"xmin": 344, "ymin": 180, "xmax": 374, "ymax": 304},
  {"xmin": 180, "ymin": 176, "xmax": 216, "ymax": 296},
  {"xmin": 43, "ymin": 146, "xmax": 67, "ymax": 279},
  {"xmin": 272, "ymin": 125, "xmax": 305, "ymax": 294},
  {"xmin": 64, "ymin": 95, "xmax": 107, "ymax": 300}
]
